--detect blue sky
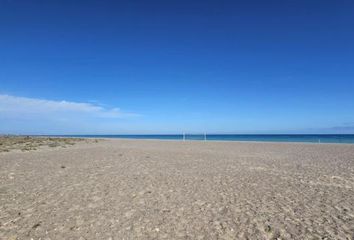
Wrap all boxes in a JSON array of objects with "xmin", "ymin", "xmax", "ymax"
[{"xmin": 1, "ymin": 0, "xmax": 354, "ymax": 134}]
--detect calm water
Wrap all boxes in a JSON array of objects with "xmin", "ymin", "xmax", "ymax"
[{"xmin": 50, "ymin": 134, "xmax": 354, "ymax": 144}]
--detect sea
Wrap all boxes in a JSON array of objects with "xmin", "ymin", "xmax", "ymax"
[{"xmin": 50, "ymin": 134, "xmax": 354, "ymax": 144}]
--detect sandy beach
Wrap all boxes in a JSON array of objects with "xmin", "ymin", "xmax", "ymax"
[{"xmin": 1, "ymin": 138, "xmax": 354, "ymax": 239}]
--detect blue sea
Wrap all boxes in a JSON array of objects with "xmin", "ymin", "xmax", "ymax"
[{"xmin": 50, "ymin": 134, "xmax": 354, "ymax": 144}]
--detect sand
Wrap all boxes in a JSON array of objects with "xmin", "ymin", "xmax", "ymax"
[{"xmin": 1, "ymin": 138, "xmax": 354, "ymax": 239}]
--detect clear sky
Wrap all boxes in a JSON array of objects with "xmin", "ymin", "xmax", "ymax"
[{"xmin": 1, "ymin": 0, "xmax": 354, "ymax": 134}]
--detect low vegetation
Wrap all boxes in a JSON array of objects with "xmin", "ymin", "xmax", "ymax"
[{"xmin": 0, "ymin": 136, "xmax": 92, "ymax": 153}]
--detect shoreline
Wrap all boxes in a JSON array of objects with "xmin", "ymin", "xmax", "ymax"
[
  {"xmin": 102, "ymin": 137, "xmax": 354, "ymax": 145},
  {"xmin": 8, "ymin": 135, "xmax": 354, "ymax": 145}
]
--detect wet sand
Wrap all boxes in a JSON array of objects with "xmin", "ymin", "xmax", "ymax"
[{"xmin": 1, "ymin": 139, "xmax": 354, "ymax": 239}]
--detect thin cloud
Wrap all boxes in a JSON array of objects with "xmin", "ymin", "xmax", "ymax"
[
  {"xmin": 0, "ymin": 94, "xmax": 138, "ymax": 119},
  {"xmin": 327, "ymin": 125, "xmax": 354, "ymax": 132},
  {"xmin": 300, "ymin": 125, "xmax": 354, "ymax": 134}
]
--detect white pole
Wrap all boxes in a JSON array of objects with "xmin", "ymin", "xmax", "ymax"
[
  {"xmin": 183, "ymin": 132, "xmax": 185, "ymax": 141},
  {"xmin": 204, "ymin": 132, "xmax": 206, "ymax": 141}
]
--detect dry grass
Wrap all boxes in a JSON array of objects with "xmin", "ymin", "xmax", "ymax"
[{"xmin": 0, "ymin": 136, "xmax": 92, "ymax": 153}]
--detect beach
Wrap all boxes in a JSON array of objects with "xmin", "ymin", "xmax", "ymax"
[{"xmin": 1, "ymin": 138, "xmax": 354, "ymax": 239}]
